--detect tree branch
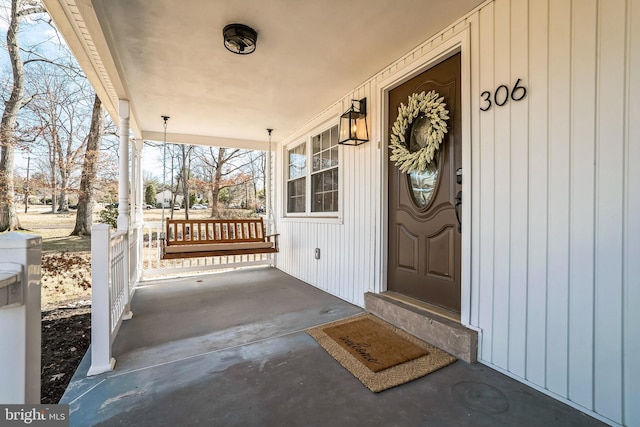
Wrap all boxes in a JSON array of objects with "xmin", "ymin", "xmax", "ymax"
[{"xmin": 16, "ymin": 6, "xmax": 47, "ymax": 18}]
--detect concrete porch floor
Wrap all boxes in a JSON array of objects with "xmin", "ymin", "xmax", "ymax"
[{"xmin": 61, "ymin": 267, "xmax": 605, "ymax": 426}]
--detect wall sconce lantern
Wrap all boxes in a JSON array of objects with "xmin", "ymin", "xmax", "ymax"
[{"xmin": 338, "ymin": 98, "xmax": 369, "ymax": 145}]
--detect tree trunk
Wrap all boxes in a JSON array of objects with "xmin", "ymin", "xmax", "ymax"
[
  {"xmin": 57, "ymin": 169, "xmax": 68, "ymax": 212},
  {"xmin": 209, "ymin": 148, "xmax": 225, "ymax": 218},
  {"xmin": 50, "ymin": 131, "xmax": 58, "ymax": 214},
  {"xmin": 72, "ymin": 95, "xmax": 103, "ymax": 236},
  {"xmin": 210, "ymin": 183, "xmax": 220, "ymax": 217},
  {"xmin": 0, "ymin": 0, "xmax": 25, "ymax": 231},
  {"xmin": 181, "ymin": 145, "xmax": 189, "ymax": 220}
]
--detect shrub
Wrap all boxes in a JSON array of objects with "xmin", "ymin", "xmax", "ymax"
[{"xmin": 97, "ymin": 205, "xmax": 118, "ymax": 228}]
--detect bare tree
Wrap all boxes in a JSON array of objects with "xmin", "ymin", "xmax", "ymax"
[
  {"xmin": 246, "ymin": 150, "xmax": 266, "ymax": 210},
  {"xmin": 26, "ymin": 63, "xmax": 93, "ymax": 213},
  {"xmin": 195, "ymin": 146, "xmax": 251, "ymax": 218},
  {"xmin": 71, "ymin": 94, "xmax": 103, "ymax": 236},
  {"xmin": 0, "ymin": 0, "xmax": 46, "ymax": 231}
]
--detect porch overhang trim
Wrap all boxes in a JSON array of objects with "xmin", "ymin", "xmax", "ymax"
[{"xmin": 142, "ymin": 131, "xmax": 272, "ymax": 151}]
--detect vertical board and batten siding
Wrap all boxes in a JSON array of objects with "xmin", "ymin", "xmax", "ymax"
[
  {"xmin": 276, "ymin": 84, "xmax": 379, "ymax": 307},
  {"xmin": 275, "ymin": 0, "xmax": 638, "ymax": 425},
  {"xmin": 469, "ymin": 0, "xmax": 639, "ymax": 425},
  {"xmin": 626, "ymin": 0, "xmax": 640, "ymax": 425}
]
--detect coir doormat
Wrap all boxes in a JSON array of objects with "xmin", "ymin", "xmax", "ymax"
[{"xmin": 307, "ymin": 313, "xmax": 456, "ymax": 392}]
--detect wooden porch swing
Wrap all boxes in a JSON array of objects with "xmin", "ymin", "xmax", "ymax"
[
  {"xmin": 161, "ymin": 217, "xmax": 278, "ymax": 259},
  {"xmin": 158, "ymin": 119, "xmax": 278, "ymax": 260}
]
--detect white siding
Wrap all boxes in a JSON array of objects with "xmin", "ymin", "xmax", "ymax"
[
  {"xmin": 469, "ymin": 0, "xmax": 639, "ymax": 425},
  {"xmin": 625, "ymin": 3, "xmax": 640, "ymax": 427},
  {"xmin": 276, "ymin": 0, "xmax": 639, "ymax": 425},
  {"xmin": 277, "ymin": 85, "xmax": 380, "ymax": 307}
]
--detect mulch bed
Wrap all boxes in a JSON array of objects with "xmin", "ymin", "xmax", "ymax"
[{"xmin": 41, "ymin": 305, "xmax": 91, "ymax": 404}]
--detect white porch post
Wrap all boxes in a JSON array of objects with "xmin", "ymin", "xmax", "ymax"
[
  {"xmin": 0, "ymin": 233, "xmax": 41, "ymax": 403},
  {"xmin": 265, "ymin": 151, "xmax": 271, "ymax": 235},
  {"xmin": 116, "ymin": 100, "xmax": 132, "ymax": 319},
  {"xmin": 134, "ymin": 139, "xmax": 144, "ymax": 224},
  {"xmin": 88, "ymin": 224, "xmax": 115, "ymax": 376},
  {"xmin": 117, "ymin": 100, "xmax": 130, "ymax": 232},
  {"xmin": 128, "ymin": 139, "xmax": 144, "ymax": 292},
  {"xmin": 265, "ymin": 130, "xmax": 273, "ymax": 237}
]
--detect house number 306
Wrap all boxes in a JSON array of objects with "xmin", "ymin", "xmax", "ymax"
[{"xmin": 480, "ymin": 79, "xmax": 527, "ymax": 111}]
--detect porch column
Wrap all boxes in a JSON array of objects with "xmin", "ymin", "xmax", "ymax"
[
  {"xmin": 133, "ymin": 139, "xmax": 144, "ymax": 224},
  {"xmin": 117, "ymin": 99, "xmax": 130, "ymax": 232},
  {"xmin": 130, "ymin": 139, "xmax": 144, "ymax": 286},
  {"xmin": 116, "ymin": 100, "xmax": 132, "ymax": 319},
  {"xmin": 265, "ymin": 135, "xmax": 273, "ymax": 236}
]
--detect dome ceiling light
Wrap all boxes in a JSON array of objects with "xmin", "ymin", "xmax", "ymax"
[{"xmin": 223, "ymin": 24, "xmax": 258, "ymax": 55}]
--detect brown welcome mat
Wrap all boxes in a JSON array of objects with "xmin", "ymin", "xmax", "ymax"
[{"xmin": 307, "ymin": 313, "xmax": 456, "ymax": 392}]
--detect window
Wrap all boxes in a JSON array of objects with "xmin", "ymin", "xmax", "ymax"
[
  {"xmin": 286, "ymin": 124, "xmax": 340, "ymax": 216},
  {"xmin": 287, "ymin": 143, "xmax": 306, "ymax": 213},
  {"xmin": 311, "ymin": 127, "xmax": 339, "ymax": 212}
]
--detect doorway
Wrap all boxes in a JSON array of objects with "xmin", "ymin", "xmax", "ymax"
[{"xmin": 387, "ymin": 53, "xmax": 462, "ymax": 315}]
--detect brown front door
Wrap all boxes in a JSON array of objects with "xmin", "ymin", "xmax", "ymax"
[{"xmin": 387, "ymin": 53, "xmax": 462, "ymax": 314}]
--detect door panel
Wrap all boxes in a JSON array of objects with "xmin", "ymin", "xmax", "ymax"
[
  {"xmin": 397, "ymin": 225, "xmax": 419, "ymax": 273},
  {"xmin": 387, "ymin": 53, "xmax": 462, "ymax": 313},
  {"xmin": 426, "ymin": 225, "xmax": 455, "ymax": 280}
]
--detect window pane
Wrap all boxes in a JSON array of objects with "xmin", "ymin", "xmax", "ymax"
[
  {"xmin": 322, "ymin": 150, "xmax": 331, "ymax": 169},
  {"xmin": 288, "ymin": 144, "xmax": 306, "ymax": 180},
  {"xmin": 312, "ymin": 153, "xmax": 321, "ymax": 171},
  {"xmin": 321, "ymin": 129, "xmax": 331, "ymax": 151},
  {"xmin": 312, "ymin": 135, "xmax": 321, "ymax": 154},
  {"xmin": 312, "ymin": 170, "xmax": 338, "ymax": 212},
  {"xmin": 312, "ymin": 172, "xmax": 322, "ymax": 194},
  {"xmin": 287, "ymin": 177, "xmax": 306, "ymax": 213},
  {"xmin": 330, "ymin": 146, "xmax": 338, "ymax": 167},
  {"xmin": 313, "ymin": 193, "xmax": 323, "ymax": 212}
]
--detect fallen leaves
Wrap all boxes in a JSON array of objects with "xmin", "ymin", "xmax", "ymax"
[{"xmin": 41, "ymin": 252, "xmax": 92, "ymax": 290}]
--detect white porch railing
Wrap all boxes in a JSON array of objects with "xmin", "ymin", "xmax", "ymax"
[
  {"xmin": 140, "ymin": 221, "xmax": 274, "ymax": 278},
  {"xmin": 88, "ymin": 224, "xmax": 133, "ymax": 376}
]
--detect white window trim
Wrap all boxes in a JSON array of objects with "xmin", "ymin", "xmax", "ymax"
[{"xmin": 283, "ymin": 121, "xmax": 342, "ymax": 221}]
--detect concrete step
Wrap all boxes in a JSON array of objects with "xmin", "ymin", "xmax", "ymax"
[{"xmin": 364, "ymin": 292, "xmax": 478, "ymax": 363}]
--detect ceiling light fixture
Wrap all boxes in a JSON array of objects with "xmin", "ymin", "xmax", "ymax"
[{"xmin": 223, "ymin": 23, "xmax": 258, "ymax": 55}]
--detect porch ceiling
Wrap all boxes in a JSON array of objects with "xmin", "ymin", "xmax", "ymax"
[{"xmin": 43, "ymin": 0, "xmax": 484, "ymax": 148}]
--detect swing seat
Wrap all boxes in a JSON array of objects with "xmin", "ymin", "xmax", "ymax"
[{"xmin": 161, "ymin": 217, "xmax": 279, "ymax": 259}]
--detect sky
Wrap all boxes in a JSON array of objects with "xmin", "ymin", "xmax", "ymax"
[{"xmin": 0, "ymin": 1, "xmax": 168, "ymax": 180}]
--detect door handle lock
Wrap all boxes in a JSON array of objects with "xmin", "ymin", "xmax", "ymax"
[{"xmin": 454, "ymin": 191, "xmax": 462, "ymax": 233}]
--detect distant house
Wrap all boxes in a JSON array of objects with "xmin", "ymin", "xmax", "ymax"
[{"xmin": 155, "ymin": 190, "xmax": 182, "ymax": 208}]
